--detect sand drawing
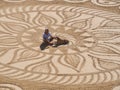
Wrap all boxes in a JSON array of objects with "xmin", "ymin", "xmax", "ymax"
[{"xmin": 0, "ymin": 0, "xmax": 120, "ymax": 90}]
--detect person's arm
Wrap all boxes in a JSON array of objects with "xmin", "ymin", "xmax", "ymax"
[
  {"xmin": 49, "ymin": 33, "xmax": 57, "ymax": 39},
  {"xmin": 49, "ymin": 33, "xmax": 53, "ymax": 38}
]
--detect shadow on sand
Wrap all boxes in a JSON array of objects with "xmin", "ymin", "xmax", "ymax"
[{"xmin": 40, "ymin": 39, "xmax": 69, "ymax": 50}]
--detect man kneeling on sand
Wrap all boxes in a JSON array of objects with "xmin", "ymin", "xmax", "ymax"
[
  {"xmin": 43, "ymin": 28, "xmax": 56, "ymax": 46},
  {"xmin": 43, "ymin": 28, "xmax": 69, "ymax": 47}
]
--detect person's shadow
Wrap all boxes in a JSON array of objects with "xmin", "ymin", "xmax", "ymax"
[
  {"xmin": 40, "ymin": 41, "xmax": 69, "ymax": 50},
  {"xmin": 40, "ymin": 42, "xmax": 49, "ymax": 50}
]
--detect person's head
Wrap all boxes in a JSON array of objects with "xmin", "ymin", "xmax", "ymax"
[{"xmin": 45, "ymin": 29, "xmax": 49, "ymax": 34}]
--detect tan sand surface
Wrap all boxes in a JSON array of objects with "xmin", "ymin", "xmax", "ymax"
[{"xmin": 0, "ymin": 0, "xmax": 120, "ymax": 90}]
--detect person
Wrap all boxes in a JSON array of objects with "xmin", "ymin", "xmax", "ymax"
[
  {"xmin": 42, "ymin": 28, "xmax": 69, "ymax": 48},
  {"xmin": 43, "ymin": 28, "xmax": 55, "ymax": 45}
]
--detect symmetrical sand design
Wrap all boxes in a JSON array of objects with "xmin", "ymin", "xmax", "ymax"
[{"xmin": 0, "ymin": 0, "xmax": 120, "ymax": 90}]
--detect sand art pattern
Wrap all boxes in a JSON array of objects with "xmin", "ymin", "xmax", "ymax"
[
  {"xmin": 0, "ymin": 0, "xmax": 120, "ymax": 90},
  {"xmin": 2, "ymin": 0, "xmax": 120, "ymax": 7}
]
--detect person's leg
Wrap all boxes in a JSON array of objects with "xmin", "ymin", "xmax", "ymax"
[
  {"xmin": 43, "ymin": 40, "xmax": 49, "ymax": 44},
  {"xmin": 48, "ymin": 37, "xmax": 54, "ymax": 45},
  {"xmin": 40, "ymin": 42, "xmax": 49, "ymax": 50}
]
